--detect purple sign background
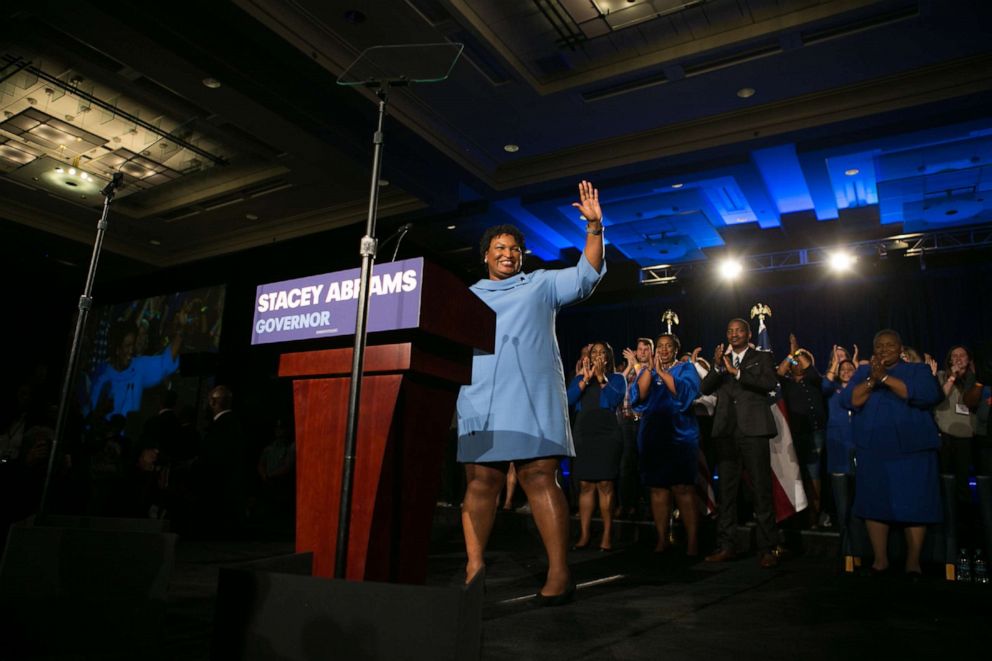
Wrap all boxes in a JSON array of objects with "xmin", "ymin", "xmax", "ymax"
[{"xmin": 251, "ymin": 258, "xmax": 423, "ymax": 345}]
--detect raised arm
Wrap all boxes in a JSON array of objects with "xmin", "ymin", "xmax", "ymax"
[{"xmin": 571, "ymin": 180, "xmax": 604, "ymax": 274}]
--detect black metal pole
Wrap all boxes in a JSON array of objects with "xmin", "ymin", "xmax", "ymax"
[
  {"xmin": 38, "ymin": 172, "xmax": 124, "ymax": 517},
  {"xmin": 335, "ymin": 88, "xmax": 388, "ymax": 579}
]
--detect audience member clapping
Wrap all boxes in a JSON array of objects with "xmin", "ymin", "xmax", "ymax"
[{"xmin": 840, "ymin": 329, "xmax": 942, "ymax": 578}]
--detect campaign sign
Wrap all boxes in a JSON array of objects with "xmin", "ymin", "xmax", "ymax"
[{"xmin": 251, "ymin": 258, "xmax": 423, "ymax": 345}]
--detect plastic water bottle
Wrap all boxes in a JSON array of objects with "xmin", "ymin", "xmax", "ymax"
[
  {"xmin": 956, "ymin": 548, "xmax": 972, "ymax": 582},
  {"xmin": 974, "ymin": 549, "xmax": 989, "ymax": 585}
]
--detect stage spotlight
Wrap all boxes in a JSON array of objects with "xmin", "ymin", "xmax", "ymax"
[
  {"xmin": 718, "ymin": 258, "xmax": 743, "ymax": 280},
  {"xmin": 828, "ymin": 250, "xmax": 855, "ymax": 272}
]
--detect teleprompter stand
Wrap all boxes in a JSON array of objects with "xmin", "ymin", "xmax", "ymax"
[{"xmin": 333, "ymin": 43, "xmax": 463, "ymax": 580}]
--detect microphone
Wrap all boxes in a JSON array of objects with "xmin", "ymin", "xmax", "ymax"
[
  {"xmin": 101, "ymin": 172, "xmax": 125, "ymax": 197},
  {"xmin": 391, "ymin": 223, "xmax": 413, "ymax": 262},
  {"xmin": 380, "ymin": 223, "xmax": 414, "ymax": 262}
]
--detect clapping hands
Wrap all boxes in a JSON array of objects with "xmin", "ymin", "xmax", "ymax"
[{"xmin": 869, "ymin": 355, "xmax": 888, "ymax": 382}]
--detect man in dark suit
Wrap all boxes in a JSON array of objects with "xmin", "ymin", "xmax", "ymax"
[
  {"xmin": 197, "ymin": 385, "xmax": 251, "ymax": 535},
  {"xmin": 701, "ymin": 318, "xmax": 780, "ymax": 567}
]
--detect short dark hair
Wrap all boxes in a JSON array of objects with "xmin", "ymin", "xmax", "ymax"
[
  {"xmin": 479, "ymin": 224, "xmax": 526, "ymax": 262},
  {"xmin": 874, "ymin": 329, "xmax": 902, "ymax": 345},
  {"xmin": 728, "ymin": 318, "xmax": 751, "ymax": 336},
  {"xmin": 655, "ymin": 333, "xmax": 681, "ymax": 356}
]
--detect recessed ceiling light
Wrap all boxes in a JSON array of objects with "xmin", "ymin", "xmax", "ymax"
[
  {"xmin": 245, "ymin": 213, "xmax": 259, "ymax": 221},
  {"xmin": 844, "ymin": 168, "xmax": 860, "ymax": 176},
  {"xmin": 447, "ymin": 224, "xmax": 457, "ymax": 230},
  {"xmin": 503, "ymin": 144, "xmax": 520, "ymax": 153},
  {"xmin": 149, "ymin": 239, "xmax": 162, "ymax": 246},
  {"xmin": 202, "ymin": 77, "xmax": 222, "ymax": 89},
  {"xmin": 55, "ymin": 167, "xmax": 64, "ymax": 173},
  {"xmin": 378, "ymin": 179, "xmax": 390, "ymax": 187},
  {"xmin": 671, "ymin": 183, "xmax": 684, "ymax": 189},
  {"xmin": 736, "ymin": 87, "xmax": 756, "ymax": 98}
]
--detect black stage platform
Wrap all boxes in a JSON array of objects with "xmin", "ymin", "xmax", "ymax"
[{"xmin": 161, "ymin": 508, "xmax": 990, "ymax": 660}]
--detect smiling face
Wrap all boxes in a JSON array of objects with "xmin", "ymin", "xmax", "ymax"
[
  {"xmin": 484, "ymin": 233, "xmax": 523, "ymax": 280},
  {"xmin": 838, "ymin": 360, "xmax": 856, "ymax": 384},
  {"xmin": 726, "ymin": 320, "xmax": 750, "ymax": 351},
  {"xmin": 589, "ymin": 343, "xmax": 609, "ymax": 371},
  {"xmin": 656, "ymin": 336, "xmax": 677, "ymax": 365},
  {"xmin": 949, "ymin": 347, "xmax": 970, "ymax": 372},
  {"xmin": 873, "ymin": 332, "xmax": 903, "ymax": 367}
]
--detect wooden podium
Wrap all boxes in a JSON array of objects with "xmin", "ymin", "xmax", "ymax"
[{"xmin": 278, "ymin": 260, "xmax": 494, "ymax": 582}]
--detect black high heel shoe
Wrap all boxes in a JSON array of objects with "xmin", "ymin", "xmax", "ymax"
[{"xmin": 534, "ymin": 581, "xmax": 576, "ymax": 608}]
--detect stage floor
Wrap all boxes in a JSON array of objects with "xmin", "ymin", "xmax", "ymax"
[{"xmin": 164, "ymin": 508, "xmax": 990, "ymax": 660}]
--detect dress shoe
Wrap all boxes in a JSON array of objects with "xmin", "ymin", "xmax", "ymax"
[
  {"xmin": 704, "ymin": 548, "xmax": 736, "ymax": 563},
  {"xmin": 534, "ymin": 581, "xmax": 576, "ymax": 608},
  {"xmin": 759, "ymin": 552, "xmax": 779, "ymax": 568}
]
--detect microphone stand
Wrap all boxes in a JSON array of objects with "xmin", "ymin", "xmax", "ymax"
[
  {"xmin": 336, "ymin": 86, "xmax": 391, "ymax": 579},
  {"xmin": 38, "ymin": 172, "xmax": 125, "ymax": 517}
]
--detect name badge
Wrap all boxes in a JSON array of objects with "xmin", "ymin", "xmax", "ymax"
[{"xmin": 955, "ymin": 403, "xmax": 970, "ymax": 415}]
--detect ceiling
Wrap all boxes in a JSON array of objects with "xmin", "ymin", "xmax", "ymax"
[{"xmin": 1, "ymin": 0, "xmax": 991, "ymax": 281}]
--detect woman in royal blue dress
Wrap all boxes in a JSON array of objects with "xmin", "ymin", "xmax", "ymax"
[
  {"xmin": 456, "ymin": 181, "xmax": 606, "ymax": 605},
  {"xmin": 840, "ymin": 329, "xmax": 943, "ymax": 577},
  {"xmin": 567, "ymin": 342, "xmax": 626, "ymax": 551},
  {"xmin": 823, "ymin": 352, "xmax": 865, "ymax": 561},
  {"xmin": 632, "ymin": 334, "xmax": 702, "ymax": 556}
]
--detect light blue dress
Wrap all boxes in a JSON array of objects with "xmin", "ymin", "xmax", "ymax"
[
  {"xmin": 456, "ymin": 254, "xmax": 605, "ymax": 463},
  {"xmin": 89, "ymin": 349, "xmax": 179, "ymax": 418}
]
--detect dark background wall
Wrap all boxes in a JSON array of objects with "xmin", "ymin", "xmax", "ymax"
[
  {"xmin": 557, "ymin": 249, "xmax": 992, "ymax": 375},
  {"xmin": 4, "ymin": 218, "xmax": 991, "ymax": 429}
]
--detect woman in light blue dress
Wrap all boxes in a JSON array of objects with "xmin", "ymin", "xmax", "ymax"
[{"xmin": 457, "ymin": 180, "xmax": 606, "ymax": 605}]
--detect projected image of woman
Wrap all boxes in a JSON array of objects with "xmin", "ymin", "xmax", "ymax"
[
  {"xmin": 89, "ymin": 313, "xmax": 186, "ymax": 419},
  {"xmin": 457, "ymin": 180, "xmax": 606, "ymax": 606}
]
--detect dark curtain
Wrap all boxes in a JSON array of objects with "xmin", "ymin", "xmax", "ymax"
[{"xmin": 557, "ymin": 257, "xmax": 992, "ymax": 374}]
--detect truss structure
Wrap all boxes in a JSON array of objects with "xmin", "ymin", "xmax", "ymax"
[{"xmin": 639, "ymin": 225, "xmax": 992, "ymax": 285}]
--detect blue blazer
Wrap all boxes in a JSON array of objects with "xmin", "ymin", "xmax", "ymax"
[{"xmin": 567, "ymin": 373, "xmax": 627, "ymax": 411}]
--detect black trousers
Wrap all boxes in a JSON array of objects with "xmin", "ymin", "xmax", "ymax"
[{"xmin": 715, "ymin": 431, "xmax": 776, "ymax": 553}]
